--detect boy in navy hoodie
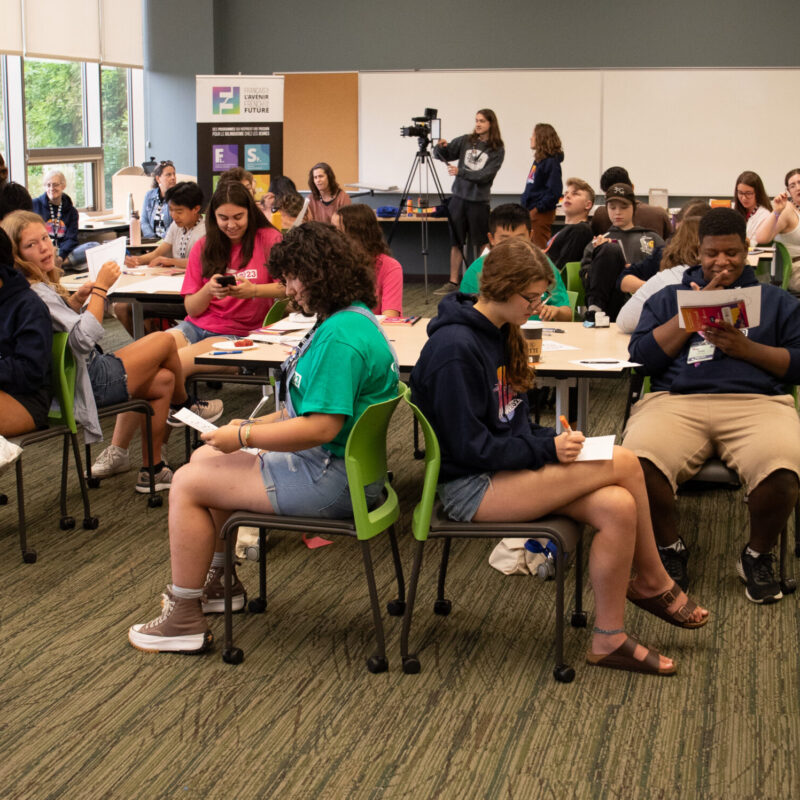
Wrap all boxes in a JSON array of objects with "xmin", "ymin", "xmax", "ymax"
[{"xmin": 623, "ymin": 208, "xmax": 800, "ymax": 604}]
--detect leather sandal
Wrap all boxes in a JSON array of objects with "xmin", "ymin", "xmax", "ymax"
[
  {"xmin": 627, "ymin": 580, "xmax": 708, "ymax": 629},
  {"xmin": 586, "ymin": 635, "xmax": 676, "ymax": 676}
]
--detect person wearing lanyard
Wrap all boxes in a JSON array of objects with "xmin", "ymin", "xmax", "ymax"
[
  {"xmin": 141, "ymin": 161, "xmax": 177, "ymax": 239},
  {"xmin": 128, "ymin": 222, "xmax": 399, "ymax": 654},
  {"xmin": 31, "ymin": 170, "xmax": 98, "ymax": 269}
]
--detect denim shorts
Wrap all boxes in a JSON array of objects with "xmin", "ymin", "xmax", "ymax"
[
  {"xmin": 438, "ymin": 472, "xmax": 493, "ymax": 522},
  {"xmin": 171, "ymin": 318, "xmax": 237, "ymax": 345},
  {"xmin": 87, "ymin": 351, "xmax": 129, "ymax": 408},
  {"xmin": 258, "ymin": 445, "xmax": 384, "ymax": 518}
]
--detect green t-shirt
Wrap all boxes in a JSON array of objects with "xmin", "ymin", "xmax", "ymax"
[
  {"xmin": 289, "ymin": 303, "xmax": 398, "ymax": 457},
  {"xmin": 459, "ymin": 253, "xmax": 569, "ymax": 320}
]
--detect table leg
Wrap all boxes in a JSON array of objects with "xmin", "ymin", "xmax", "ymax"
[
  {"xmin": 576, "ymin": 379, "xmax": 590, "ymax": 433},
  {"xmin": 554, "ymin": 378, "xmax": 576, "ymax": 432},
  {"xmin": 132, "ymin": 301, "xmax": 145, "ymax": 340}
]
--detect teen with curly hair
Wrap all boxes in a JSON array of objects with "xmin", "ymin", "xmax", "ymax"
[
  {"xmin": 128, "ymin": 222, "xmax": 399, "ymax": 653},
  {"xmin": 520, "ymin": 123, "xmax": 564, "ymax": 249},
  {"xmin": 410, "ymin": 237, "xmax": 708, "ymax": 676}
]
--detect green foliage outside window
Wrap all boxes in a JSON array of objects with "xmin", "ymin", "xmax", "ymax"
[{"xmin": 102, "ymin": 66, "xmax": 128, "ymax": 206}]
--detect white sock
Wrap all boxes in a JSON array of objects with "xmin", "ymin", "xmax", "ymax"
[
  {"xmin": 170, "ymin": 585, "xmax": 203, "ymax": 600},
  {"xmin": 745, "ymin": 546, "xmax": 761, "ymax": 558},
  {"xmin": 211, "ymin": 552, "xmax": 225, "ymax": 568}
]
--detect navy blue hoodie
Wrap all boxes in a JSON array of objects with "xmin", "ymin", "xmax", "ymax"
[
  {"xmin": 520, "ymin": 153, "xmax": 563, "ymax": 213},
  {"xmin": 410, "ymin": 293, "xmax": 557, "ymax": 483},
  {"xmin": 0, "ymin": 262, "xmax": 53, "ymax": 395},
  {"xmin": 630, "ymin": 264, "xmax": 800, "ymax": 394}
]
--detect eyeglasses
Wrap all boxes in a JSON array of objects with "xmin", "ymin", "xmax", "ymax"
[
  {"xmin": 517, "ymin": 292, "xmax": 543, "ymax": 306},
  {"xmin": 737, "ymin": 189, "xmax": 755, "ymax": 198}
]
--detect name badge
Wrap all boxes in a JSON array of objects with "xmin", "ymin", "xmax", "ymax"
[{"xmin": 687, "ymin": 339, "xmax": 715, "ymax": 364}]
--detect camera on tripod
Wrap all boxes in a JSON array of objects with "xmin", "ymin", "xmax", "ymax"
[{"xmin": 399, "ymin": 108, "xmax": 441, "ymax": 145}]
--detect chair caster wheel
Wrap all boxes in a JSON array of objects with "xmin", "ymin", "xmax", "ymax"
[
  {"xmin": 387, "ymin": 599, "xmax": 405, "ymax": 616},
  {"xmin": 147, "ymin": 495, "xmax": 163, "ymax": 508},
  {"xmin": 22, "ymin": 549, "xmax": 37, "ymax": 564},
  {"xmin": 366, "ymin": 655, "xmax": 388, "ymax": 673},
  {"xmin": 248, "ymin": 598, "xmax": 267, "ymax": 613},
  {"xmin": 553, "ymin": 664, "xmax": 575, "ymax": 683},
  {"xmin": 433, "ymin": 599, "xmax": 451, "ymax": 616},
  {"xmin": 60, "ymin": 516, "xmax": 75, "ymax": 530},
  {"xmin": 82, "ymin": 517, "xmax": 99, "ymax": 530},
  {"xmin": 87, "ymin": 477, "xmax": 101, "ymax": 489},
  {"xmin": 0, "ymin": 493, "xmax": 8, "ymax": 505},
  {"xmin": 781, "ymin": 578, "xmax": 797, "ymax": 595},
  {"xmin": 571, "ymin": 611, "xmax": 588, "ymax": 628},
  {"xmin": 222, "ymin": 647, "xmax": 244, "ymax": 664},
  {"xmin": 402, "ymin": 655, "xmax": 421, "ymax": 674}
]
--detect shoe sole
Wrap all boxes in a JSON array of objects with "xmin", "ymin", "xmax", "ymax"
[
  {"xmin": 736, "ymin": 561, "xmax": 783, "ymax": 604},
  {"xmin": 134, "ymin": 480, "xmax": 172, "ymax": 493},
  {"xmin": 128, "ymin": 628, "xmax": 213, "ymax": 653},
  {"xmin": 201, "ymin": 593, "xmax": 246, "ymax": 614},
  {"xmin": 85, "ymin": 465, "xmax": 131, "ymax": 479}
]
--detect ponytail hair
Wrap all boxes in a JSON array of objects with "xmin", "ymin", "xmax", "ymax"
[{"xmin": 480, "ymin": 238, "xmax": 553, "ymax": 393}]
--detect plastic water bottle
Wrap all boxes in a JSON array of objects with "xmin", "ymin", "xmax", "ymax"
[
  {"xmin": 129, "ymin": 211, "xmax": 141, "ymax": 246},
  {"xmin": 524, "ymin": 538, "xmax": 558, "ymax": 580},
  {"xmin": 127, "ymin": 192, "xmax": 135, "ymax": 221}
]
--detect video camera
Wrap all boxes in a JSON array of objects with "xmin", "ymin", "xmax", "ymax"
[{"xmin": 400, "ymin": 108, "xmax": 441, "ymax": 146}]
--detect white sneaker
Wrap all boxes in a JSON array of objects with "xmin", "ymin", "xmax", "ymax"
[
  {"xmin": 88, "ymin": 444, "xmax": 130, "ymax": 478},
  {"xmin": 135, "ymin": 465, "xmax": 173, "ymax": 493},
  {"xmin": 167, "ymin": 397, "xmax": 224, "ymax": 427}
]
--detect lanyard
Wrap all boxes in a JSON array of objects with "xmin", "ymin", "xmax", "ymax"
[{"xmin": 48, "ymin": 202, "xmax": 63, "ymax": 241}]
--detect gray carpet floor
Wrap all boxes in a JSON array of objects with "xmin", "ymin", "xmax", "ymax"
[{"xmin": 1, "ymin": 283, "xmax": 799, "ymax": 799}]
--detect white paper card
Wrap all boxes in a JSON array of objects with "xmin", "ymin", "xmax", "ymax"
[
  {"xmin": 568, "ymin": 359, "xmax": 640, "ymax": 370},
  {"xmin": 676, "ymin": 286, "xmax": 761, "ymax": 329},
  {"xmin": 575, "ymin": 435, "xmax": 616, "ymax": 461},
  {"xmin": 171, "ymin": 408, "xmax": 259, "ymax": 455},
  {"xmin": 542, "ymin": 340, "xmax": 580, "ymax": 352},
  {"xmin": 114, "ymin": 276, "xmax": 184, "ymax": 294},
  {"xmin": 85, "ymin": 236, "xmax": 127, "ymax": 285}
]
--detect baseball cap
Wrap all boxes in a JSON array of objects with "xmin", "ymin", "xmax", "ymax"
[{"xmin": 605, "ymin": 183, "xmax": 636, "ymax": 206}]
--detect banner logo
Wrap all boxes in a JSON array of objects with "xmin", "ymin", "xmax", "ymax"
[
  {"xmin": 212, "ymin": 86, "xmax": 240, "ymax": 114},
  {"xmin": 245, "ymin": 144, "xmax": 270, "ymax": 171}
]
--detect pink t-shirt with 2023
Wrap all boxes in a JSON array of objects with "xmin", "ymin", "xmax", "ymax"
[
  {"xmin": 182, "ymin": 227, "xmax": 283, "ymax": 336},
  {"xmin": 374, "ymin": 253, "xmax": 403, "ymax": 315}
]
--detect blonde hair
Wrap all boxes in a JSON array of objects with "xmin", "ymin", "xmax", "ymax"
[
  {"xmin": 1, "ymin": 209, "xmax": 68, "ymax": 298},
  {"xmin": 480, "ymin": 238, "xmax": 552, "ymax": 392}
]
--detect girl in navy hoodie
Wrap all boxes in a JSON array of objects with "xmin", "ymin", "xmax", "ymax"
[
  {"xmin": 520, "ymin": 123, "xmax": 564, "ymax": 249},
  {"xmin": 410, "ymin": 237, "xmax": 708, "ymax": 676}
]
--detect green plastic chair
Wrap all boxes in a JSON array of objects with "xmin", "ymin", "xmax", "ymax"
[
  {"xmin": 262, "ymin": 297, "xmax": 290, "ymax": 326},
  {"xmin": 218, "ymin": 384, "xmax": 406, "ymax": 673},
  {"xmin": 399, "ymin": 388, "xmax": 586, "ymax": 683},
  {"xmin": 776, "ymin": 242, "xmax": 793, "ymax": 291},
  {"xmin": 10, "ymin": 333, "xmax": 97, "ymax": 563},
  {"xmin": 566, "ymin": 290, "xmax": 578, "ymax": 321},
  {"xmin": 564, "ymin": 261, "xmax": 585, "ymax": 308}
]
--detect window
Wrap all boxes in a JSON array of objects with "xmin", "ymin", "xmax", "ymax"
[
  {"xmin": 101, "ymin": 65, "xmax": 129, "ymax": 205},
  {"xmin": 24, "ymin": 58, "xmax": 85, "ymax": 148},
  {"xmin": 26, "ymin": 162, "xmax": 91, "ymax": 208}
]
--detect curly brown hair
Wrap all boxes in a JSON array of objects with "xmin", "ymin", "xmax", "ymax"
[
  {"xmin": 533, "ymin": 123, "xmax": 563, "ymax": 162},
  {"xmin": 268, "ymin": 222, "xmax": 376, "ymax": 319},
  {"xmin": 337, "ymin": 204, "xmax": 390, "ymax": 259},
  {"xmin": 480, "ymin": 238, "xmax": 553, "ymax": 392}
]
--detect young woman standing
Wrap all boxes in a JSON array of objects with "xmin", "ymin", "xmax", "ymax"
[{"xmin": 520, "ymin": 123, "xmax": 564, "ymax": 249}]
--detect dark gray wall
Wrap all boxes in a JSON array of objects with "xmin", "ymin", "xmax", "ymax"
[
  {"xmin": 213, "ymin": 0, "xmax": 800, "ymax": 73},
  {"xmin": 143, "ymin": 0, "xmax": 215, "ymax": 174}
]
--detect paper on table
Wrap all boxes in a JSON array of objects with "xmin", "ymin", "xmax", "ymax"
[
  {"xmin": 171, "ymin": 407, "xmax": 259, "ymax": 455},
  {"xmin": 569, "ymin": 358, "xmax": 640, "ymax": 370},
  {"xmin": 542, "ymin": 340, "xmax": 580, "ymax": 352},
  {"xmin": 113, "ymin": 275, "xmax": 185, "ymax": 294},
  {"xmin": 676, "ymin": 286, "xmax": 761, "ymax": 329},
  {"xmin": 86, "ymin": 237, "xmax": 127, "ymax": 284},
  {"xmin": 259, "ymin": 315, "xmax": 316, "ymax": 333},
  {"xmin": 575, "ymin": 435, "xmax": 615, "ymax": 461}
]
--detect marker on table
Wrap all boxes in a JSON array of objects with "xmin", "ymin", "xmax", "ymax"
[
  {"xmin": 559, "ymin": 415, "xmax": 574, "ymax": 434},
  {"xmin": 211, "ymin": 350, "xmax": 243, "ymax": 355}
]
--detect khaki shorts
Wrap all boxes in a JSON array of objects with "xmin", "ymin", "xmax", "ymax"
[{"xmin": 622, "ymin": 392, "xmax": 800, "ymax": 493}]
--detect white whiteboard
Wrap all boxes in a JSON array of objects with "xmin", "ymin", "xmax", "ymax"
[
  {"xmin": 359, "ymin": 71, "xmax": 602, "ymax": 197},
  {"xmin": 359, "ymin": 69, "xmax": 800, "ymax": 199}
]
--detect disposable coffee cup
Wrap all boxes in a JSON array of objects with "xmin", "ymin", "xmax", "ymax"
[{"xmin": 522, "ymin": 324, "xmax": 543, "ymax": 365}]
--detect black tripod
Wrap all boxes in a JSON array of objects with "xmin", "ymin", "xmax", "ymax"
[{"xmin": 387, "ymin": 136, "xmax": 461, "ymax": 300}]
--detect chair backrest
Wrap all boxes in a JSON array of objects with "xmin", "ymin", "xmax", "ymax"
[
  {"xmin": 47, "ymin": 332, "xmax": 79, "ymax": 433},
  {"xmin": 344, "ymin": 383, "xmax": 405, "ymax": 541},
  {"xmin": 566, "ymin": 290, "xmax": 578, "ymax": 321},
  {"xmin": 262, "ymin": 297, "xmax": 290, "ymax": 327},
  {"xmin": 401, "ymin": 387, "xmax": 441, "ymax": 542},
  {"xmin": 564, "ymin": 261, "xmax": 585, "ymax": 307},
  {"xmin": 776, "ymin": 242, "xmax": 793, "ymax": 291}
]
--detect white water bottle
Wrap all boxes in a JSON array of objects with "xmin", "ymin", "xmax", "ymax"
[
  {"xmin": 129, "ymin": 211, "xmax": 141, "ymax": 246},
  {"xmin": 127, "ymin": 192, "xmax": 135, "ymax": 220}
]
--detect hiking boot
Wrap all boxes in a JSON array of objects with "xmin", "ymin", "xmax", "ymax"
[
  {"xmin": 737, "ymin": 547, "xmax": 783, "ymax": 604},
  {"xmin": 201, "ymin": 565, "xmax": 247, "ymax": 613},
  {"xmin": 135, "ymin": 465, "xmax": 173, "ymax": 493},
  {"xmin": 128, "ymin": 587, "xmax": 212, "ymax": 653},
  {"xmin": 87, "ymin": 444, "xmax": 130, "ymax": 479},
  {"xmin": 432, "ymin": 280, "xmax": 459, "ymax": 295},
  {"xmin": 167, "ymin": 397, "xmax": 224, "ymax": 427},
  {"xmin": 657, "ymin": 538, "xmax": 690, "ymax": 592}
]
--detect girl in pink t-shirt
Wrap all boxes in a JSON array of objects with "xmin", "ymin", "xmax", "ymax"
[
  {"xmin": 334, "ymin": 204, "xmax": 403, "ymax": 316},
  {"xmin": 168, "ymin": 181, "xmax": 284, "ymax": 375}
]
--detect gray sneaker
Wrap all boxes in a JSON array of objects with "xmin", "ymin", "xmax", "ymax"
[
  {"xmin": 432, "ymin": 280, "xmax": 459, "ymax": 296},
  {"xmin": 201, "ymin": 565, "xmax": 247, "ymax": 613},
  {"xmin": 135, "ymin": 465, "xmax": 173, "ymax": 493},
  {"xmin": 167, "ymin": 397, "xmax": 224, "ymax": 427},
  {"xmin": 128, "ymin": 587, "xmax": 212, "ymax": 653},
  {"xmin": 88, "ymin": 444, "xmax": 130, "ymax": 479}
]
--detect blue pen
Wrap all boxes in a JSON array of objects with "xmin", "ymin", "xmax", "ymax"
[{"xmin": 211, "ymin": 350, "xmax": 244, "ymax": 355}]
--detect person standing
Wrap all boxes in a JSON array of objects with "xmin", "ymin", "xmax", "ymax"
[
  {"xmin": 433, "ymin": 109, "xmax": 505, "ymax": 294},
  {"xmin": 520, "ymin": 123, "xmax": 564, "ymax": 249}
]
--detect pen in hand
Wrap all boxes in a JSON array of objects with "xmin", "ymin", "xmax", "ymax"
[{"xmin": 559, "ymin": 415, "xmax": 574, "ymax": 433}]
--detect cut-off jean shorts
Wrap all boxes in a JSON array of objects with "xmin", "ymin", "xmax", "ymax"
[
  {"xmin": 87, "ymin": 350, "xmax": 129, "ymax": 408},
  {"xmin": 438, "ymin": 472, "xmax": 493, "ymax": 523},
  {"xmin": 171, "ymin": 318, "xmax": 238, "ymax": 345},
  {"xmin": 258, "ymin": 445, "xmax": 384, "ymax": 518}
]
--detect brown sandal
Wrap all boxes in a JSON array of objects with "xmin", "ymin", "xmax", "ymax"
[
  {"xmin": 586, "ymin": 635, "xmax": 676, "ymax": 676},
  {"xmin": 627, "ymin": 580, "xmax": 708, "ymax": 629}
]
